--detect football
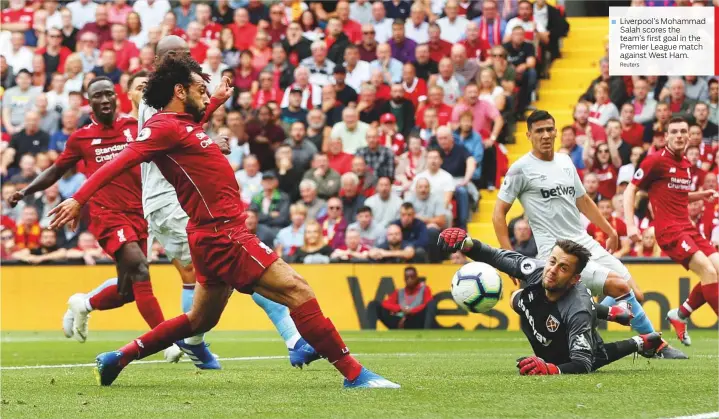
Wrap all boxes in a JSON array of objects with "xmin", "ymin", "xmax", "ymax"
[{"xmin": 451, "ymin": 262, "xmax": 503, "ymax": 313}]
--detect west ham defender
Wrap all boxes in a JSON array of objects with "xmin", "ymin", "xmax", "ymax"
[
  {"xmin": 625, "ymin": 117, "xmax": 719, "ymax": 347},
  {"xmin": 9, "ymin": 77, "xmax": 166, "ymax": 340},
  {"xmin": 50, "ymin": 54, "xmax": 399, "ymax": 389},
  {"xmin": 494, "ymin": 110, "xmax": 686, "ymax": 359},
  {"xmin": 437, "ymin": 228, "xmax": 663, "ymax": 374}
]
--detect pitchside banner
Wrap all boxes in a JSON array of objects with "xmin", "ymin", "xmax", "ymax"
[
  {"xmin": 1, "ymin": 264, "xmax": 716, "ymax": 332},
  {"xmin": 609, "ymin": 6, "xmax": 718, "ymax": 76}
]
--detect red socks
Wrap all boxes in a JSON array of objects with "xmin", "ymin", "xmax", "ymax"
[
  {"xmin": 291, "ymin": 298, "xmax": 362, "ymax": 381},
  {"xmin": 132, "ymin": 281, "xmax": 165, "ymax": 328},
  {"xmin": 118, "ymin": 314, "xmax": 193, "ymax": 366},
  {"xmin": 702, "ymin": 282, "xmax": 719, "ymax": 315},
  {"xmin": 88, "ymin": 285, "xmax": 125, "ymax": 311},
  {"xmin": 679, "ymin": 283, "xmax": 706, "ymax": 319}
]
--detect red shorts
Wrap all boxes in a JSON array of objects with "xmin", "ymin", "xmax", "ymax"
[
  {"xmin": 187, "ymin": 221, "xmax": 279, "ymax": 294},
  {"xmin": 657, "ymin": 227, "xmax": 717, "ymax": 270},
  {"xmin": 88, "ymin": 209, "xmax": 148, "ymax": 257}
]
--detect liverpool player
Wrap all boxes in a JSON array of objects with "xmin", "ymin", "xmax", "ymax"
[
  {"xmin": 625, "ymin": 117, "xmax": 719, "ymax": 347},
  {"xmin": 437, "ymin": 228, "xmax": 661, "ymax": 374},
  {"xmin": 50, "ymin": 54, "xmax": 399, "ymax": 389},
  {"xmin": 9, "ymin": 77, "xmax": 166, "ymax": 342}
]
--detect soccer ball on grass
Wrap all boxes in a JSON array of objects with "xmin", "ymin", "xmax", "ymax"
[{"xmin": 451, "ymin": 262, "xmax": 503, "ymax": 313}]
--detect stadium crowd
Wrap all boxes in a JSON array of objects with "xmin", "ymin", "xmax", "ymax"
[{"xmin": 0, "ymin": 0, "xmax": 716, "ymax": 267}]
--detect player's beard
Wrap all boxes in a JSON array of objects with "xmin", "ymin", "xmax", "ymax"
[{"xmin": 184, "ymin": 101, "xmax": 206, "ymax": 123}]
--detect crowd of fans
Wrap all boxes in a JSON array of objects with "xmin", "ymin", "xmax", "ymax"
[{"xmin": 0, "ymin": 0, "xmax": 715, "ymax": 268}]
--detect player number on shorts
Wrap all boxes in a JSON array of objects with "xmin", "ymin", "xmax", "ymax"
[
  {"xmin": 259, "ymin": 241, "xmax": 272, "ymax": 255},
  {"xmin": 117, "ymin": 228, "xmax": 127, "ymax": 243},
  {"xmin": 681, "ymin": 240, "xmax": 691, "ymax": 252}
]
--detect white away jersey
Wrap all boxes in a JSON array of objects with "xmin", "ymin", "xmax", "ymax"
[
  {"xmin": 138, "ymin": 99, "xmax": 180, "ymax": 215},
  {"xmin": 498, "ymin": 152, "xmax": 595, "ymax": 258}
]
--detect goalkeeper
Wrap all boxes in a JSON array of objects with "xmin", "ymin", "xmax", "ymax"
[{"xmin": 437, "ymin": 228, "xmax": 663, "ymax": 375}]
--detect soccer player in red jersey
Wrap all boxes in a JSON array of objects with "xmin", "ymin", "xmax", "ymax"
[
  {"xmin": 624, "ymin": 117, "xmax": 719, "ymax": 347},
  {"xmin": 9, "ymin": 77, "xmax": 165, "ymax": 340},
  {"xmin": 49, "ymin": 54, "xmax": 400, "ymax": 389}
]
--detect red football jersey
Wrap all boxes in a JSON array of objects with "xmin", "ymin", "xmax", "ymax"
[
  {"xmin": 202, "ymin": 22, "xmax": 222, "ymax": 43},
  {"xmin": 74, "ymin": 112, "xmax": 245, "ymax": 228},
  {"xmin": 381, "ymin": 133, "xmax": 406, "ymax": 156},
  {"xmin": 593, "ymin": 164, "xmax": 618, "ymax": 200},
  {"xmin": 1, "ymin": 6, "xmax": 34, "ymax": 26},
  {"xmin": 632, "ymin": 147, "xmax": 694, "ymax": 233},
  {"xmin": 55, "ymin": 115, "xmax": 143, "ymax": 215}
]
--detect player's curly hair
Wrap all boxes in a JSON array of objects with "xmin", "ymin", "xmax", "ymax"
[{"xmin": 144, "ymin": 54, "xmax": 203, "ymax": 110}]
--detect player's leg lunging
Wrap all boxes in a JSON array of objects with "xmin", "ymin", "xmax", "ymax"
[{"xmin": 252, "ymin": 260, "xmax": 399, "ymax": 388}]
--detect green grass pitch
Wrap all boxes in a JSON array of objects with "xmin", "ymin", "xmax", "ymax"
[{"xmin": 1, "ymin": 330, "xmax": 717, "ymax": 419}]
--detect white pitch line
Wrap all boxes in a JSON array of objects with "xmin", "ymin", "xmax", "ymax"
[
  {"xmin": 0, "ymin": 336, "xmax": 530, "ymax": 343},
  {"xmin": 660, "ymin": 413, "xmax": 719, "ymax": 419}
]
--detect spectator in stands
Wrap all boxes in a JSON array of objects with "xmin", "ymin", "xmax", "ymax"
[
  {"xmin": 472, "ymin": 0, "xmax": 507, "ymax": 47},
  {"xmin": 1, "ymin": 228, "xmax": 17, "ymax": 261},
  {"xmin": 339, "ymin": 172, "xmax": 366, "ymax": 224},
  {"xmin": 58, "ymin": 8, "xmax": 79, "ymax": 51},
  {"xmin": 560, "ymin": 125, "xmax": 585, "ymax": 171},
  {"xmin": 355, "ymin": 84, "xmax": 382, "ymax": 125},
  {"xmin": 502, "ymin": 26, "xmax": 537, "ymax": 118},
  {"xmin": 45, "ymin": 72, "xmax": 68, "ymax": 113},
  {"xmin": 37, "ymin": 27, "xmax": 72, "ymax": 77},
  {"xmin": 452, "ymin": 45, "xmax": 480, "ymax": 88},
  {"xmin": 317, "ymin": 196, "xmax": 347, "ymax": 249},
  {"xmin": 453, "ymin": 84, "xmax": 504, "ymax": 144},
  {"xmin": 365, "ymin": 176, "xmax": 402, "ymax": 228},
  {"xmin": 400, "ymin": 63, "xmax": 426, "ymax": 109},
  {"xmin": 369, "ymin": 223, "xmax": 416, "ymax": 263},
  {"xmin": 370, "ymin": 43, "xmax": 402, "ymax": 85},
  {"xmin": 331, "ymin": 107, "xmax": 369, "ymax": 154},
  {"xmin": 431, "ymin": 57, "xmax": 463, "ymax": 105},
  {"xmin": 245, "ymin": 105, "xmax": 286, "ymax": 170},
  {"xmin": 324, "ymin": 18, "xmax": 349, "ymax": 66},
  {"xmin": 4, "ymin": 33, "xmax": 32, "ymax": 76},
  {"xmin": 583, "ymin": 172, "xmax": 602, "ymax": 204},
  {"xmin": 340, "ymin": 47, "xmax": 369, "ymax": 97},
  {"xmin": 305, "ymin": 109, "xmax": 327, "ymax": 150},
  {"xmin": 348, "ymin": 206, "xmax": 386, "ymax": 247},
  {"xmin": 288, "ymin": 220, "xmax": 332, "ymax": 264},
  {"xmin": 584, "ymin": 139, "xmax": 619, "ymax": 200},
  {"xmin": 2, "ymin": 70, "xmax": 40, "ymax": 136},
  {"xmin": 29, "ymin": 182, "xmax": 61, "ymax": 228},
  {"xmin": 388, "ymin": 19, "xmax": 416, "ymax": 64},
  {"xmin": 274, "ymin": 202, "xmax": 307, "ymax": 258},
  {"xmin": 413, "ymin": 148, "xmax": 454, "ymax": 211},
  {"xmin": 454, "ymin": 111, "xmax": 485, "ymax": 187},
  {"xmin": 273, "ymin": 144, "xmax": 303, "ymax": 202},
  {"xmin": 200, "ymin": 48, "xmax": 228, "ymax": 92},
  {"xmin": 406, "ymin": 177, "xmax": 450, "ymax": 261},
  {"xmin": 513, "ymin": 218, "xmax": 538, "ymax": 257},
  {"xmin": 301, "ymin": 40, "xmax": 334, "ymax": 88},
  {"xmin": 485, "ymin": 45, "xmax": 517, "ymax": 98},
  {"xmin": 641, "ymin": 101, "xmax": 671, "ymax": 144},
  {"xmin": 0, "ymin": 56, "xmax": 14, "ymax": 90},
  {"xmin": 477, "ymin": 67, "xmax": 506, "ymax": 113},
  {"xmin": 435, "ymin": 126, "xmax": 477, "ymax": 229},
  {"xmin": 573, "ymin": 101, "xmax": 606, "ymax": 144},
  {"xmin": 8, "ymin": 154, "xmax": 37, "ymax": 187},
  {"xmin": 661, "ymin": 76, "xmax": 709, "ymax": 103},
  {"xmin": 617, "ymin": 146, "xmax": 644, "ymax": 191},
  {"xmin": 2, "ymin": 112, "xmax": 49, "ymax": 179},
  {"xmin": 619, "ymin": 102, "xmax": 645, "ymax": 148},
  {"xmin": 297, "ymin": 10, "xmax": 321, "ymax": 42},
  {"xmin": 243, "ymin": 208, "xmax": 275, "ymax": 248},
  {"xmin": 709, "ymin": 79, "xmax": 718, "ymax": 126},
  {"xmin": 101, "ymin": 24, "xmax": 140, "ymax": 73},
  {"xmin": 368, "ymin": 2, "xmax": 392, "ymax": 44},
  {"xmin": 11, "ymin": 227, "xmax": 66, "ymax": 265},
  {"xmin": 588, "ymin": 82, "xmax": 619, "ymax": 127},
  {"xmin": 318, "ymin": 84, "xmax": 344, "ymax": 127},
  {"xmin": 330, "ymin": 227, "xmax": 370, "ymax": 262},
  {"xmin": 693, "ymin": 102, "xmax": 719, "ymax": 144},
  {"xmin": 78, "ymin": 4, "xmax": 111, "ymax": 46},
  {"xmin": 588, "ymin": 198, "xmax": 631, "ymax": 258},
  {"xmin": 416, "ymin": 85, "xmax": 453, "ymax": 129},
  {"xmin": 351, "ymin": 155, "xmax": 378, "ymax": 197},
  {"xmin": 461, "ymin": 22, "xmax": 489, "ymax": 63},
  {"xmin": 250, "ymin": 171, "xmax": 290, "ymax": 233},
  {"xmin": 283, "ymin": 121, "xmax": 317, "ymax": 173},
  {"xmin": 326, "ymin": 137, "xmax": 353, "ymax": 175},
  {"xmin": 412, "ymin": 43, "xmax": 438, "ymax": 81},
  {"xmin": 436, "ymin": 0, "xmax": 469, "ymax": 44},
  {"xmin": 14, "ymin": 206, "xmax": 40, "ymax": 250},
  {"xmin": 34, "ymin": 94, "xmax": 60, "ymax": 136},
  {"xmin": 355, "ymin": 126, "xmax": 394, "ymax": 180},
  {"xmin": 375, "ymin": 112, "xmax": 406, "ymax": 155},
  {"xmin": 630, "ymin": 226, "xmax": 663, "ymax": 257},
  {"xmin": 236, "ymin": 154, "xmax": 262, "ymax": 203},
  {"xmin": 579, "ymin": 57, "xmax": 628, "ymax": 108},
  {"xmin": 404, "ymin": 3, "xmax": 428, "ymax": 44},
  {"xmin": 264, "ymin": 3, "xmax": 287, "ymax": 44},
  {"xmin": 280, "ymin": 87, "xmax": 309, "ymax": 129},
  {"xmin": 76, "ymin": 31, "xmax": 100, "ymax": 72},
  {"xmin": 350, "ymin": 0, "xmax": 372, "ymax": 25},
  {"xmin": 90, "ymin": 49, "xmax": 121, "ymax": 84},
  {"xmin": 632, "ymin": 77, "xmax": 658, "ymax": 125},
  {"xmin": 304, "ymin": 153, "xmax": 341, "ymax": 200},
  {"xmin": 297, "ymin": 178, "xmax": 327, "ymax": 220},
  {"xmin": 376, "ymin": 266, "xmax": 433, "ymax": 329}
]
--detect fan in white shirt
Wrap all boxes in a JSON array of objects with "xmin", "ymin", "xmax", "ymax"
[
  {"xmin": 405, "ymin": 3, "xmax": 430, "ymax": 44},
  {"xmin": 132, "ymin": 0, "xmax": 171, "ymax": 33},
  {"xmin": 369, "ymin": 1, "xmax": 393, "ymax": 44},
  {"xmin": 201, "ymin": 48, "xmax": 229, "ymax": 92},
  {"xmin": 436, "ymin": 0, "xmax": 469, "ymax": 44}
]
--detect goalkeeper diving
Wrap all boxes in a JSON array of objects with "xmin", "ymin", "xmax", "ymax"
[{"xmin": 437, "ymin": 228, "xmax": 663, "ymax": 375}]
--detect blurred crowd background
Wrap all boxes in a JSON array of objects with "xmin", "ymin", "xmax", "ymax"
[{"xmin": 0, "ymin": 0, "xmax": 717, "ymax": 266}]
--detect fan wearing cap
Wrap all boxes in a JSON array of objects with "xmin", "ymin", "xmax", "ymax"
[
  {"xmin": 280, "ymin": 86, "xmax": 309, "ymax": 130},
  {"xmin": 332, "ymin": 65, "xmax": 358, "ymax": 106},
  {"xmin": 249, "ymin": 170, "xmax": 292, "ymax": 234},
  {"xmin": 378, "ymin": 113, "xmax": 407, "ymax": 156}
]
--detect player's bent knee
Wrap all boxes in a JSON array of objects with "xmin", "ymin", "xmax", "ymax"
[
  {"xmin": 604, "ymin": 274, "xmax": 631, "ymax": 297},
  {"xmin": 128, "ymin": 260, "xmax": 151, "ymax": 282}
]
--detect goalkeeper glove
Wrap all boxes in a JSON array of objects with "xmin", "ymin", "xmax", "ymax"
[
  {"xmin": 516, "ymin": 356, "xmax": 560, "ymax": 376},
  {"xmin": 437, "ymin": 228, "xmax": 474, "ymax": 253}
]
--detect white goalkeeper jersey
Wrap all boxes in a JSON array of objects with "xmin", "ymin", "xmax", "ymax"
[{"xmin": 138, "ymin": 99, "xmax": 180, "ymax": 215}]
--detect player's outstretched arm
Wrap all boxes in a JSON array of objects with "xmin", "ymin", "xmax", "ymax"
[
  {"xmin": 437, "ymin": 228, "xmax": 539, "ymax": 282},
  {"xmin": 9, "ymin": 165, "xmax": 66, "ymax": 207},
  {"xmin": 492, "ymin": 199, "xmax": 514, "ymax": 251},
  {"xmin": 622, "ymin": 183, "xmax": 641, "ymax": 242},
  {"xmin": 200, "ymin": 76, "xmax": 234, "ymax": 125}
]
